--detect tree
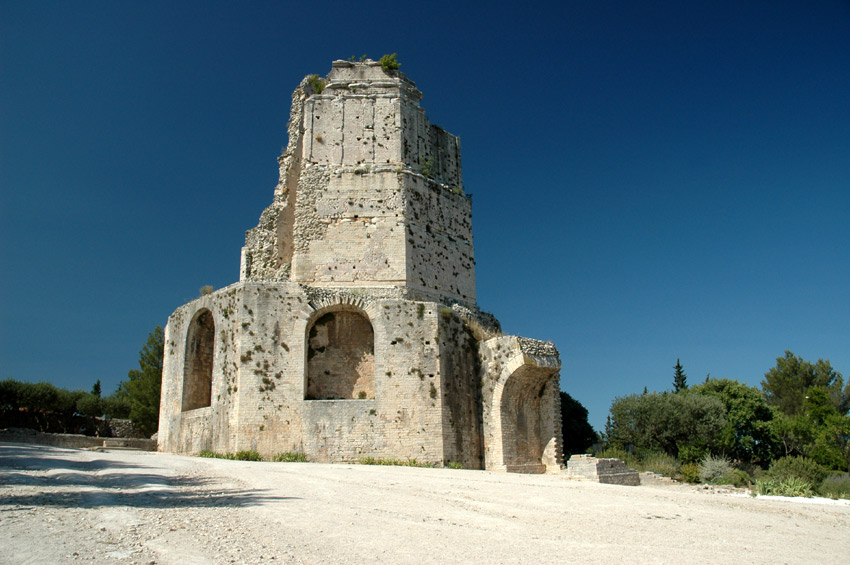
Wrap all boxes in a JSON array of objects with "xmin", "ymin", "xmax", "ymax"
[
  {"xmin": 119, "ymin": 326, "xmax": 164, "ymax": 436},
  {"xmin": 673, "ymin": 359, "xmax": 688, "ymax": 392},
  {"xmin": 91, "ymin": 380, "xmax": 101, "ymax": 398},
  {"xmin": 688, "ymin": 378, "xmax": 777, "ymax": 464},
  {"xmin": 762, "ymin": 351, "xmax": 848, "ymax": 416},
  {"xmin": 75, "ymin": 393, "xmax": 102, "ymax": 418},
  {"xmin": 607, "ymin": 391, "xmax": 725, "ymax": 457},
  {"xmin": 560, "ymin": 392, "xmax": 596, "ymax": 456}
]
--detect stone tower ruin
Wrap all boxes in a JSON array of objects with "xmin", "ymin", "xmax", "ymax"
[{"xmin": 158, "ymin": 60, "xmax": 563, "ymax": 472}]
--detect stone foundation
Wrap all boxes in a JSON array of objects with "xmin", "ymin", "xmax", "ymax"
[{"xmin": 565, "ymin": 454, "xmax": 640, "ymax": 486}]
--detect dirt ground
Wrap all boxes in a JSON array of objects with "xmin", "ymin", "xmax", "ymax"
[{"xmin": 1, "ymin": 443, "xmax": 848, "ymax": 564}]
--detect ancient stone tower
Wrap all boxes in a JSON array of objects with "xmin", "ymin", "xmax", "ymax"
[{"xmin": 158, "ymin": 60, "xmax": 563, "ymax": 472}]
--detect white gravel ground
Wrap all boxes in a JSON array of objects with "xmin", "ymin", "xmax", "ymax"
[{"xmin": 1, "ymin": 442, "xmax": 848, "ymax": 564}]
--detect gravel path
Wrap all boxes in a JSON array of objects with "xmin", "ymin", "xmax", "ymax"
[{"xmin": 1, "ymin": 442, "xmax": 848, "ymax": 564}]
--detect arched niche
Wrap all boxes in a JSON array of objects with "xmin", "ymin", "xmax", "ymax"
[
  {"xmin": 182, "ymin": 309, "xmax": 214, "ymax": 411},
  {"xmin": 305, "ymin": 308, "xmax": 375, "ymax": 400}
]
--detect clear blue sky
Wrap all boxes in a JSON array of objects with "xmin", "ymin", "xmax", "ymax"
[{"xmin": 2, "ymin": 1, "xmax": 849, "ymax": 431}]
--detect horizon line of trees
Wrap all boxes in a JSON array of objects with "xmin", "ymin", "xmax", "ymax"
[
  {"xmin": 602, "ymin": 351, "xmax": 850, "ymax": 473},
  {"xmin": 0, "ymin": 326, "xmax": 164, "ymax": 438}
]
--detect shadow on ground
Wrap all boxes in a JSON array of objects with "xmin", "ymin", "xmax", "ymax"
[{"xmin": 0, "ymin": 443, "xmax": 299, "ymax": 509}]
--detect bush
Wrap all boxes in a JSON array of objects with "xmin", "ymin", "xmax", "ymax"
[
  {"xmin": 197, "ymin": 450, "xmax": 263, "ymax": 461},
  {"xmin": 767, "ymin": 456, "xmax": 828, "ymax": 486},
  {"xmin": 680, "ymin": 463, "xmax": 701, "ymax": 483},
  {"xmin": 607, "ymin": 392, "xmax": 725, "ymax": 457},
  {"xmin": 756, "ymin": 476, "xmax": 814, "ymax": 497},
  {"xmin": 818, "ymin": 473, "xmax": 850, "ymax": 500},
  {"xmin": 699, "ymin": 454, "xmax": 733, "ymax": 484},
  {"xmin": 357, "ymin": 456, "xmax": 434, "ymax": 468},
  {"xmin": 641, "ymin": 452, "xmax": 680, "ymax": 478},
  {"xmin": 719, "ymin": 468, "xmax": 752, "ymax": 488},
  {"xmin": 272, "ymin": 452, "xmax": 307, "ymax": 463}
]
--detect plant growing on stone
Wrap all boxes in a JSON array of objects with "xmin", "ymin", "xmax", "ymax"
[
  {"xmin": 306, "ymin": 74, "xmax": 326, "ymax": 94},
  {"xmin": 199, "ymin": 285, "xmax": 213, "ymax": 296},
  {"xmin": 379, "ymin": 53, "xmax": 400, "ymax": 72},
  {"xmin": 420, "ymin": 156, "xmax": 434, "ymax": 178}
]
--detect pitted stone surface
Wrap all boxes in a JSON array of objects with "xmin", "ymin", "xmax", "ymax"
[
  {"xmin": 565, "ymin": 454, "xmax": 640, "ymax": 486},
  {"xmin": 159, "ymin": 61, "xmax": 564, "ymax": 472}
]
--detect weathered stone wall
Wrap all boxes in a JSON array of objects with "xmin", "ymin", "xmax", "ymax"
[
  {"xmin": 437, "ymin": 310, "xmax": 483, "ymax": 468},
  {"xmin": 404, "ymin": 173, "xmax": 475, "ymax": 304},
  {"xmin": 240, "ymin": 60, "xmax": 474, "ymax": 307},
  {"xmin": 160, "ymin": 60, "xmax": 563, "ymax": 474},
  {"xmin": 160, "ymin": 284, "xmax": 470, "ymax": 465},
  {"xmin": 479, "ymin": 336, "xmax": 563, "ymax": 473},
  {"xmin": 565, "ymin": 455, "xmax": 640, "ymax": 486}
]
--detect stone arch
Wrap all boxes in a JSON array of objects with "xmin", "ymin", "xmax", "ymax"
[
  {"xmin": 498, "ymin": 367, "xmax": 552, "ymax": 473},
  {"xmin": 305, "ymin": 306, "xmax": 375, "ymax": 400},
  {"xmin": 182, "ymin": 309, "xmax": 215, "ymax": 411}
]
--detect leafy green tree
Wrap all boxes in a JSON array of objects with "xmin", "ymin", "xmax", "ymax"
[
  {"xmin": 762, "ymin": 351, "xmax": 848, "ymax": 416},
  {"xmin": 75, "ymin": 393, "xmax": 102, "ymax": 418},
  {"xmin": 91, "ymin": 380, "xmax": 101, "ymax": 398},
  {"xmin": 118, "ymin": 326, "xmax": 164, "ymax": 436},
  {"xmin": 607, "ymin": 391, "xmax": 725, "ymax": 457},
  {"xmin": 560, "ymin": 392, "xmax": 596, "ymax": 456},
  {"xmin": 770, "ymin": 410, "xmax": 814, "ymax": 458},
  {"xmin": 673, "ymin": 359, "xmax": 688, "ymax": 392},
  {"xmin": 688, "ymin": 378, "xmax": 777, "ymax": 464},
  {"xmin": 102, "ymin": 393, "xmax": 131, "ymax": 419},
  {"xmin": 814, "ymin": 414, "xmax": 850, "ymax": 472},
  {"xmin": 0, "ymin": 379, "xmax": 23, "ymax": 411}
]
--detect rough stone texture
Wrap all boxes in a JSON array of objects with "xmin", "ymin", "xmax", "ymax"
[
  {"xmin": 565, "ymin": 454, "xmax": 641, "ymax": 486},
  {"xmin": 159, "ymin": 61, "xmax": 563, "ymax": 472}
]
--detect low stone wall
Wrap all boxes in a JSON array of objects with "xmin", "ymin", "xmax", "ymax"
[
  {"xmin": 565, "ymin": 454, "xmax": 640, "ymax": 486},
  {"xmin": 0, "ymin": 429, "xmax": 156, "ymax": 451}
]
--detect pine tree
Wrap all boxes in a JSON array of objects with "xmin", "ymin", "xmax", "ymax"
[
  {"xmin": 673, "ymin": 359, "xmax": 688, "ymax": 392},
  {"xmin": 119, "ymin": 326, "xmax": 164, "ymax": 436}
]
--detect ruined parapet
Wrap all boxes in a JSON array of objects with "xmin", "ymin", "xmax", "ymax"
[
  {"xmin": 479, "ymin": 336, "xmax": 563, "ymax": 473},
  {"xmin": 240, "ymin": 60, "xmax": 475, "ymax": 307},
  {"xmin": 565, "ymin": 455, "xmax": 640, "ymax": 486}
]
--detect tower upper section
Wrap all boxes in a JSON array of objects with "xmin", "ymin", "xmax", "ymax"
[{"xmin": 241, "ymin": 60, "xmax": 475, "ymax": 307}]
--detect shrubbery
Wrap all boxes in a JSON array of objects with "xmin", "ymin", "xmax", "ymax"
[
  {"xmin": 640, "ymin": 452, "xmax": 681, "ymax": 477},
  {"xmin": 766, "ymin": 456, "xmax": 828, "ymax": 486},
  {"xmin": 197, "ymin": 450, "xmax": 263, "ymax": 461},
  {"xmin": 756, "ymin": 476, "xmax": 814, "ymax": 497},
  {"xmin": 680, "ymin": 463, "xmax": 701, "ymax": 483},
  {"xmin": 698, "ymin": 454, "xmax": 733, "ymax": 484},
  {"xmin": 818, "ymin": 473, "xmax": 850, "ymax": 500},
  {"xmin": 272, "ymin": 452, "xmax": 308, "ymax": 462}
]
